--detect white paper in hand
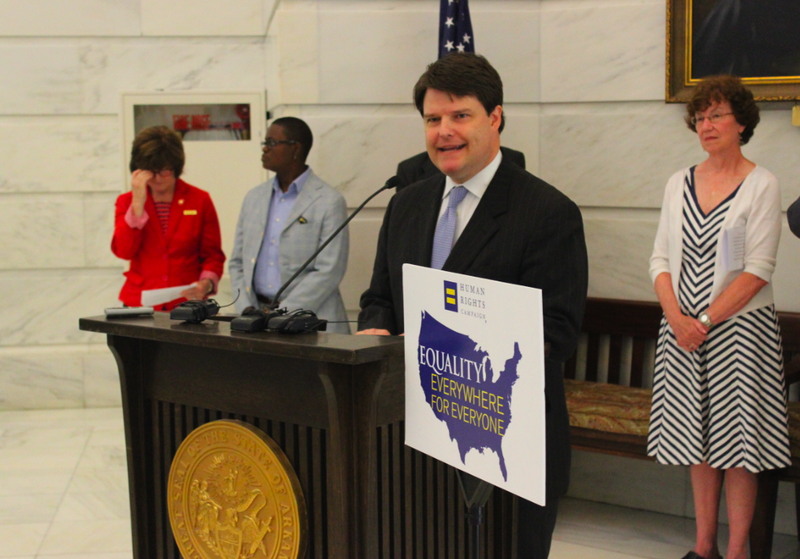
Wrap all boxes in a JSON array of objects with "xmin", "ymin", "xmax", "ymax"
[{"xmin": 140, "ymin": 283, "xmax": 195, "ymax": 306}]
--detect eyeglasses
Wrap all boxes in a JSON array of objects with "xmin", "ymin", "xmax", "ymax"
[
  {"xmin": 690, "ymin": 112, "xmax": 733, "ymax": 126},
  {"xmin": 261, "ymin": 138, "xmax": 298, "ymax": 148}
]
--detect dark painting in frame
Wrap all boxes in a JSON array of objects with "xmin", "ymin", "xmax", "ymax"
[{"xmin": 667, "ymin": 0, "xmax": 800, "ymax": 102}]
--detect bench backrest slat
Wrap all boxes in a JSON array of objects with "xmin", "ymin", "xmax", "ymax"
[
  {"xmin": 568, "ymin": 298, "xmax": 800, "ymax": 393},
  {"xmin": 630, "ymin": 338, "xmax": 648, "ymax": 388},
  {"xmin": 607, "ymin": 335, "xmax": 623, "ymax": 385},
  {"xmin": 585, "ymin": 335, "xmax": 601, "ymax": 383}
]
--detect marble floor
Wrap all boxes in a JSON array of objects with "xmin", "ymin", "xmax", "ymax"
[{"xmin": 1, "ymin": 407, "xmax": 799, "ymax": 559}]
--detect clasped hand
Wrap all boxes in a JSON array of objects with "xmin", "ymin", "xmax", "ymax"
[{"xmin": 671, "ymin": 314, "xmax": 708, "ymax": 352}]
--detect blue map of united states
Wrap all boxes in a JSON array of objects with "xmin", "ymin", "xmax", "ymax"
[{"xmin": 417, "ymin": 311, "xmax": 521, "ymax": 481}]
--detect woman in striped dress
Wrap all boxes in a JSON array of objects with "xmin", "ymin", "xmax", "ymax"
[{"xmin": 647, "ymin": 76, "xmax": 790, "ymax": 559}]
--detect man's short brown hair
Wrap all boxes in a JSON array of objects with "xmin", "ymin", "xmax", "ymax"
[
  {"xmin": 413, "ymin": 53, "xmax": 505, "ymax": 133},
  {"xmin": 129, "ymin": 125, "xmax": 186, "ymax": 178}
]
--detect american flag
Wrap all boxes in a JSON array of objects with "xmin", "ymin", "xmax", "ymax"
[{"xmin": 438, "ymin": 0, "xmax": 474, "ymax": 59}]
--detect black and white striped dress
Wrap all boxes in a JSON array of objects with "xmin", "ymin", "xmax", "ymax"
[{"xmin": 647, "ymin": 169, "xmax": 791, "ymax": 472}]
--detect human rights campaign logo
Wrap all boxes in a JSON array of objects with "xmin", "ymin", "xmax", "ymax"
[{"xmin": 444, "ymin": 281, "xmax": 458, "ymax": 312}]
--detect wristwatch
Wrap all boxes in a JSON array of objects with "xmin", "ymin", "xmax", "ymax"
[{"xmin": 698, "ymin": 311, "xmax": 714, "ymax": 328}]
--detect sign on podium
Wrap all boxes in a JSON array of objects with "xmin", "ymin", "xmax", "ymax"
[{"xmin": 402, "ymin": 264, "xmax": 547, "ymax": 506}]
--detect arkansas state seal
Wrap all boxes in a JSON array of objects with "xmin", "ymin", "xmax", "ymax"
[{"xmin": 168, "ymin": 420, "xmax": 307, "ymax": 559}]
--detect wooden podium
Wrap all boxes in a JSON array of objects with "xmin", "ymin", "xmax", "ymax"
[{"xmin": 80, "ymin": 313, "xmax": 518, "ymax": 559}]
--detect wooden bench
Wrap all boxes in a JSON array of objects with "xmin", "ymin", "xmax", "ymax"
[{"xmin": 563, "ymin": 298, "xmax": 800, "ymax": 559}]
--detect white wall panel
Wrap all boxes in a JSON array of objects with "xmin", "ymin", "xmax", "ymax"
[
  {"xmin": 300, "ymin": 111, "xmax": 423, "ymax": 206},
  {"xmin": 740, "ymin": 110, "xmax": 800, "ymax": 210},
  {"xmin": 0, "ymin": 194, "xmax": 85, "ymax": 270},
  {"xmin": 540, "ymin": 2, "xmax": 664, "ymax": 103},
  {"xmin": 539, "ymin": 102, "xmax": 705, "ymax": 208},
  {"xmin": 0, "ymin": 40, "xmax": 268, "ymax": 116},
  {"xmin": 0, "ymin": 116, "xmax": 119, "ymax": 193},
  {"xmin": 311, "ymin": 8, "xmax": 539, "ymax": 105},
  {"xmin": 471, "ymin": 10, "xmax": 540, "ymax": 104},
  {"xmin": 141, "ymin": 0, "xmax": 264, "ymax": 37},
  {"xmin": 499, "ymin": 109, "xmax": 540, "ymax": 175},
  {"xmin": 0, "ymin": 43, "xmax": 81, "ymax": 115},
  {"xmin": 318, "ymin": 10, "xmax": 436, "ymax": 104},
  {"xmin": 0, "ymin": 271, "xmax": 119, "ymax": 347},
  {"xmin": 79, "ymin": 39, "xmax": 267, "ymax": 114},
  {"xmin": 83, "ymin": 349, "xmax": 121, "ymax": 408},
  {"xmin": 582, "ymin": 212, "xmax": 659, "ymax": 301},
  {"xmin": 83, "ymin": 193, "xmax": 122, "ymax": 269},
  {"xmin": 540, "ymin": 102, "xmax": 704, "ymax": 208},
  {"xmin": 0, "ymin": 348, "xmax": 83, "ymax": 410},
  {"xmin": 0, "ymin": 0, "xmax": 141, "ymax": 37},
  {"xmin": 276, "ymin": 9, "xmax": 320, "ymax": 105}
]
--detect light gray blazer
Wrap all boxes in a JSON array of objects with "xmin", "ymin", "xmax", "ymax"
[{"xmin": 229, "ymin": 169, "xmax": 351, "ymax": 333}]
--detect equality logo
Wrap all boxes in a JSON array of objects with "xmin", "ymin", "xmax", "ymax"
[
  {"xmin": 444, "ymin": 281, "xmax": 458, "ymax": 312},
  {"xmin": 418, "ymin": 311, "xmax": 521, "ymax": 480}
]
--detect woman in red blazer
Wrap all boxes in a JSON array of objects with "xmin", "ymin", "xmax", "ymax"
[{"xmin": 112, "ymin": 126, "xmax": 226, "ymax": 310}]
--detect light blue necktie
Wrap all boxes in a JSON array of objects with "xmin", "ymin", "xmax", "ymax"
[{"xmin": 431, "ymin": 186, "xmax": 468, "ymax": 270}]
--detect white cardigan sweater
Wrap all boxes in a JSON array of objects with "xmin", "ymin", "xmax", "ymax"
[{"xmin": 649, "ymin": 165, "xmax": 781, "ymax": 318}]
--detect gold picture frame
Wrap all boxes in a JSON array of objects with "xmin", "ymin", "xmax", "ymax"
[{"xmin": 667, "ymin": 0, "xmax": 800, "ymax": 102}]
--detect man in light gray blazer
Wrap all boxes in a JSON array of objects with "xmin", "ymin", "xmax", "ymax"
[{"xmin": 229, "ymin": 117, "xmax": 350, "ymax": 333}]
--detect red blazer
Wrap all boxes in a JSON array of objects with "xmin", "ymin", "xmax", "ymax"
[{"xmin": 112, "ymin": 179, "xmax": 226, "ymax": 310}]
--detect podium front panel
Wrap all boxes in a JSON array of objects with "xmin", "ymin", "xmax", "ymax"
[{"xmin": 79, "ymin": 314, "xmax": 519, "ymax": 559}]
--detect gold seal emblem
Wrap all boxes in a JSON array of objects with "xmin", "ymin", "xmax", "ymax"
[{"xmin": 168, "ymin": 420, "xmax": 307, "ymax": 559}]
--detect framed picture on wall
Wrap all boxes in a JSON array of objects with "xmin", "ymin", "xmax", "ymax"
[
  {"xmin": 667, "ymin": 0, "xmax": 800, "ymax": 102},
  {"xmin": 133, "ymin": 103, "xmax": 252, "ymax": 141}
]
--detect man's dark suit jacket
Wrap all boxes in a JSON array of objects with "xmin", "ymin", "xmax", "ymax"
[
  {"xmin": 789, "ymin": 195, "xmax": 800, "ymax": 238},
  {"xmin": 395, "ymin": 146, "xmax": 526, "ymax": 190},
  {"xmin": 358, "ymin": 157, "xmax": 588, "ymax": 501}
]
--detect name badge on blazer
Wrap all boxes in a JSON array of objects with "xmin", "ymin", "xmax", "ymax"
[{"xmin": 183, "ymin": 209, "xmax": 198, "ymax": 216}]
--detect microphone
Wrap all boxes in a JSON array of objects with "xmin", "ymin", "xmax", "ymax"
[
  {"xmin": 170, "ymin": 290, "xmax": 240, "ymax": 324},
  {"xmin": 268, "ymin": 175, "xmax": 401, "ymax": 311}
]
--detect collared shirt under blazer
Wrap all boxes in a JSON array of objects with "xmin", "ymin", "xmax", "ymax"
[{"xmin": 229, "ymin": 169, "xmax": 350, "ymax": 333}]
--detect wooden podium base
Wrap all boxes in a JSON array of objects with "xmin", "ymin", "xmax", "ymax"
[{"xmin": 80, "ymin": 313, "xmax": 518, "ymax": 559}]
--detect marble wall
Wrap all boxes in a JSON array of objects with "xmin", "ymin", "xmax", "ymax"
[
  {"xmin": 1, "ymin": 0, "xmax": 800, "ymax": 534},
  {"xmin": 0, "ymin": 1, "xmax": 278, "ymax": 410}
]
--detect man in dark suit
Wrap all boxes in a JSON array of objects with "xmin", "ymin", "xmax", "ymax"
[
  {"xmin": 395, "ymin": 145, "xmax": 526, "ymax": 190},
  {"xmin": 358, "ymin": 53, "xmax": 588, "ymax": 558}
]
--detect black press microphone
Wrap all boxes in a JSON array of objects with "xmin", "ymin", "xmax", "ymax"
[
  {"xmin": 171, "ymin": 290, "xmax": 240, "ymax": 324},
  {"xmin": 268, "ymin": 175, "xmax": 401, "ymax": 311}
]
